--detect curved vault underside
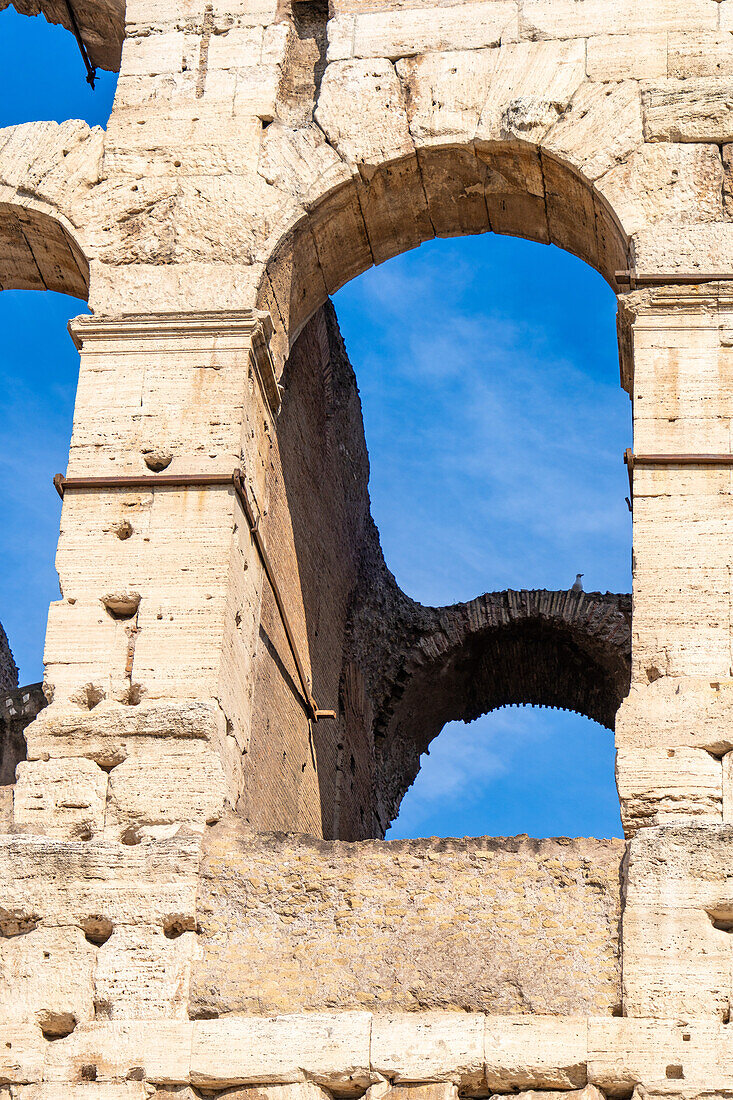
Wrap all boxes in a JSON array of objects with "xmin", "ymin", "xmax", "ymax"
[{"xmin": 344, "ymin": 527, "xmax": 631, "ymax": 830}]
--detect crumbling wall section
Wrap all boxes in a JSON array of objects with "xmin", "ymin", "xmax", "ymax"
[
  {"xmin": 190, "ymin": 818, "xmax": 625, "ymax": 1019},
  {"xmin": 0, "ymin": 620, "xmax": 17, "ymax": 693}
]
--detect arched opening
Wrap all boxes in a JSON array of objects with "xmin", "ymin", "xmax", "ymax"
[
  {"xmin": 246, "ymin": 140, "xmax": 634, "ymax": 840},
  {"xmin": 386, "ymin": 708, "xmax": 622, "ymax": 840},
  {"xmin": 0, "ymin": 10, "xmax": 106, "ymax": 788}
]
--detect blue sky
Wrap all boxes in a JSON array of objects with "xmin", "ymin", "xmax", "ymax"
[{"xmin": 1, "ymin": 11, "xmax": 630, "ymax": 838}]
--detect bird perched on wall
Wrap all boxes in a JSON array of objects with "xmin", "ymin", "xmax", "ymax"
[{"xmin": 571, "ymin": 573, "xmax": 584, "ymax": 593}]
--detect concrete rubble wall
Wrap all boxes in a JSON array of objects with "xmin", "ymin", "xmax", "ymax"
[{"xmin": 191, "ymin": 824, "xmax": 625, "ymax": 1017}]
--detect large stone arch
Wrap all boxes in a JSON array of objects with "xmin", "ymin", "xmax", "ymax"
[
  {"xmin": 343, "ymin": 524, "xmax": 631, "ymax": 831},
  {"xmin": 0, "ymin": 120, "xmax": 101, "ymax": 298},
  {"xmin": 253, "ymin": 41, "xmax": 724, "ymax": 362}
]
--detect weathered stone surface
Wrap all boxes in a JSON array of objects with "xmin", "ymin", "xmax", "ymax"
[
  {"xmin": 191, "ymin": 819, "xmax": 624, "ymax": 1017},
  {"xmin": 370, "ymin": 1014, "xmax": 484, "ymax": 1088},
  {"xmin": 41, "ymin": 1020, "xmax": 193, "ymax": 1084},
  {"xmin": 643, "ymin": 78, "xmax": 733, "ymax": 142},
  {"xmin": 586, "ymin": 34, "xmax": 667, "ymax": 81},
  {"xmin": 13, "ymin": 759, "xmax": 108, "ymax": 839},
  {"xmin": 190, "ymin": 1014, "xmax": 373, "ymax": 1089},
  {"xmin": 315, "ymin": 60, "xmax": 412, "ymax": 176},
  {"xmin": 484, "ymin": 1017, "xmax": 588, "ymax": 1089},
  {"xmin": 0, "ymin": 926, "xmax": 96, "ymax": 1035},
  {"xmin": 623, "ymin": 825, "xmax": 733, "ymax": 1019},
  {"xmin": 0, "ymin": 833, "xmax": 201, "ymax": 929}
]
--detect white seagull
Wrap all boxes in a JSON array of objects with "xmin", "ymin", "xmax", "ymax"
[{"xmin": 571, "ymin": 573, "xmax": 584, "ymax": 593}]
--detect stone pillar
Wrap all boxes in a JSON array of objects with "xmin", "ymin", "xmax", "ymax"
[
  {"xmin": 616, "ymin": 284, "xmax": 733, "ymax": 1019},
  {"xmin": 16, "ymin": 310, "xmax": 280, "ymax": 842}
]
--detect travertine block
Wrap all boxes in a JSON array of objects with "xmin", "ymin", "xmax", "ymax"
[
  {"xmin": 25, "ymin": 700, "xmax": 227, "ymax": 765},
  {"xmin": 596, "ymin": 142, "xmax": 723, "ymax": 235},
  {"xmin": 105, "ymin": 739, "xmax": 228, "ymax": 834},
  {"xmin": 617, "ymin": 678, "xmax": 733, "ymax": 754},
  {"xmin": 0, "ymin": 833, "xmax": 201, "ymax": 929},
  {"xmin": 356, "ymin": 156, "xmax": 432, "ymax": 263},
  {"xmin": 643, "ymin": 78, "xmax": 733, "ymax": 142},
  {"xmin": 417, "ymin": 146, "xmax": 491, "ymax": 239},
  {"xmin": 543, "ymin": 81, "xmax": 644, "ymax": 182},
  {"xmin": 0, "ymin": 926, "xmax": 96, "ymax": 1034},
  {"xmin": 370, "ymin": 1013, "xmax": 484, "ymax": 1089},
  {"xmin": 327, "ymin": 3, "xmax": 517, "ymax": 62},
  {"xmin": 588, "ymin": 1018, "xmax": 733, "ymax": 1091},
  {"xmin": 16, "ymin": 1087, "xmax": 149, "ymax": 1098},
  {"xmin": 397, "ymin": 49, "xmax": 498, "ymax": 147},
  {"xmin": 623, "ymin": 826, "xmax": 733, "ymax": 1018},
  {"xmin": 623, "ymin": 905, "xmax": 731, "ymax": 1019},
  {"xmin": 315, "ymin": 60, "xmax": 413, "ymax": 176},
  {"xmin": 617, "ymin": 746, "xmax": 722, "ymax": 835},
  {"xmin": 94, "ymin": 926, "xmax": 196, "ymax": 1018},
  {"xmin": 42, "ymin": 1020, "xmax": 193, "ymax": 1084},
  {"xmin": 190, "ymin": 1013, "xmax": 373, "ymax": 1089},
  {"xmin": 484, "ymin": 1017, "xmax": 587, "ymax": 1089},
  {"xmin": 723, "ymin": 751, "xmax": 733, "ymax": 823},
  {"xmin": 632, "ymin": 222, "xmax": 733, "ymax": 274},
  {"xmin": 258, "ymin": 123, "xmax": 352, "ymax": 204},
  {"xmin": 520, "ymin": 0, "xmax": 718, "ymax": 39},
  {"xmin": 586, "ymin": 34, "xmax": 667, "ymax": 81},
  {"xmin": 120, "ymin": 32, "xmax": 185, "ymax": 78},
  {"xmin": 13, "ymin": 759, "xmax": 107, "ymax": 839},
  {"xmin": 476, "ymin": 40, "xmax": 586, "ymax": 145},
  {"xmin": 669, "ymin": 32, "xmax": 733, "ymax": 77},
  {"xmin": 0, "ymin": 1024, "xmax": 45, "ymax": 1084}
]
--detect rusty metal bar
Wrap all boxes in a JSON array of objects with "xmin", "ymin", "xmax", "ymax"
[
  {"xmin": 616, "ymin": 271, "xmax": 733, "ymax": 288},
  {"xmin": 53, "ymin": 471, "xmax": 336, "ymax": 723},
  {"xmin": 623, "ymin": 449, "xmax": 733, "ymax": 513},
  {"xmin": 626, "ymin": 451, "xmax": 733, "ymax": 466},
  {"xmin": 61, "ymin": 0, "xmax": 97, "ymax": 88}
]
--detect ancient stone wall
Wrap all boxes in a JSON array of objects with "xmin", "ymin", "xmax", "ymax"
[
  {"xmin": 192, "ymin": 823, "xmax": 625, "ymax": 1018},
  {"xmin": 5, "ymin": 0, "xmax": 733, "ymax": 1094}
]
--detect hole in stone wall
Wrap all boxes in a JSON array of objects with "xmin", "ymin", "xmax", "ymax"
[
  {"xmin": 163, "ymin": 915, "xmax": 196, "ymax": 939},
  {"xmin": 707, "ymin": 910, "xmax": 733, "ymax": 933},
  {"xmin": 142, "ymin": 448, "xmax": 173, "ymax": 472},
  {"xmin": 71, "ymin": 683, "xmax": 106, "ymax": 710},
  {"xmin": 120, "ymin": 682, "xmax": 145, "ymax": 706},
  {"xmin": 81, "ymin": 916, "xmax": 114, "ymax": 946},
  {"xmin": 120, "ymin": 825, "xmax": 143, "ymax": 846},
  {"xmin": 113, "ymin": 520, "xmax": 133, "ymax": 541},
  {"xmin": 102, "ymin": 593, "xmax": 141, "ymax": 620},
  {"xmin": 38, "ymin": 1010, "xmax": 77, "ymax": 1040}
]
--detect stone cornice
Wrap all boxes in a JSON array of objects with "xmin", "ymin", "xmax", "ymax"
[{"xmin": 68, "ymin": 309, "xmax": 281, "ymax": 416}]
